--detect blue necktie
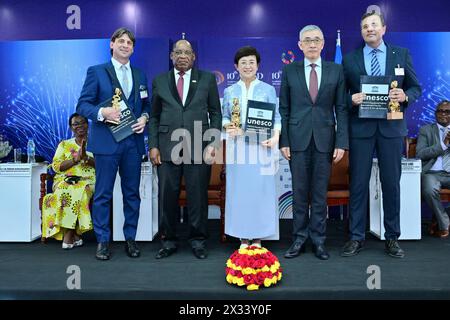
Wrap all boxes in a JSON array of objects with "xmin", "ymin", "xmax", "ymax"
[{"xmin": 371, "ymin": 49, "xmax": 382, "ymax": 76}]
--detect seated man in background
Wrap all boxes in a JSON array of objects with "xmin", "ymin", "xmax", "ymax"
[
  {"xmin": 42, "ymin": 113, "xmax": 96, "ymax": 248},
  {"xmin": 416, "ymin": 100, "xmax": 450, "ymax": 239}
]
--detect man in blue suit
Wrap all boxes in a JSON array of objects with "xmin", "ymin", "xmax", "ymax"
[
  {"xmin": 341, "ymin": 12, "xmax": 421, "ymax": 258},
  {"xmin": 77, "ymin": 28, "xmax": 151, "ymax": 260}
]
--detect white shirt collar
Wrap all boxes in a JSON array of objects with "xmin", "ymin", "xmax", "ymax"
[
  {"xmin": 237, "ymin": 78, "xmax": 260, "ymax": 87},
  {"xmin": 304, "ymin": 57, "xmax": 322, "ymax": 68},
  {"xmin": 174, "ymin": 68, "xmax": 192, "ymax": 76},
  {"xmin": 111, "ymin": 57, "xmax": 130, "ymax": 70}
]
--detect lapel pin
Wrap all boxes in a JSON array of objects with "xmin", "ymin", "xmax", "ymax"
[{"xmin": 192, "ymin": 80, "xmax": 197, "ymax": 83}]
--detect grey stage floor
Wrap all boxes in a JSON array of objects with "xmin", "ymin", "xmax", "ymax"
[{"xmin": 1, "ymin": 219, "xmax": 449, "ymax": 300}]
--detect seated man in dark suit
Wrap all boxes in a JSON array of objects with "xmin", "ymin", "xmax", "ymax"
[{"xmin": 416, "ymin": 100, "xmax": 450, "ymax": 239}]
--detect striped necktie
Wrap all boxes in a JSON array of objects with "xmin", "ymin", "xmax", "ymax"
[
  {"xmin": 370, "ymin": 49, "xmax": 382, "ymax": 76},
  {"xmin": 441, "ymin": 127, "xmax": 450, "ymax": 172}
]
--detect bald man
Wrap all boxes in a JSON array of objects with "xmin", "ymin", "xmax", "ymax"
[{"xmin": 149, "ymin": 40, "xmax": 222, "ymax": 259}]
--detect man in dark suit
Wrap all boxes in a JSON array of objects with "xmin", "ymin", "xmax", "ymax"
[
  {"xmin": 416, "ymin": 100, "xmax": 450, "ymax": 239},
  {"xmin": 279, "ymin": 25, "xmax": 348, "ymax": 260},
  {"xmin": 341, "ymin": 11, "xmax": 422, "ymax": 258},
  {"xmin": 77, "ymin": 28, "xmax": 151, "ymax": 260},
  {"xmin": 149, "ymin": 39, "xmax": 222, "ymax": 259}
]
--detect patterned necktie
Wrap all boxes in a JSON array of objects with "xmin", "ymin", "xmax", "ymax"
[
  {"xmin": 177, "ymin": 71, "xmax": 185, "ymax": 104},
  {"xmin": 441, "ymin": 127, "xmax": 450, "ymax": 172},
  {"xmin": 371, "ymin": 49, "xmax": 382, "ymax": 76},
  {"xmin": 309, "ymin": 63, "xmax": 318, "ymax": 103},
  {"xmin": 121, "ymin": 65, "xmax": 130, "ymax": 99}
]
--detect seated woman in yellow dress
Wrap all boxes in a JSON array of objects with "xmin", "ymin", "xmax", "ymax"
[{"xmin": 42, "ymin": 113, "xmax": 95, "ymax": 249}]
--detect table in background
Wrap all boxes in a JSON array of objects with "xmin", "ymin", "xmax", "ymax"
[{"xmin": 0, "ymin": 163, "xmax": 47, "ymax": 241}]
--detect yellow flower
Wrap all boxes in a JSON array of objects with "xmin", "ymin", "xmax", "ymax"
[
  {"xmin": 270, "ymin": 264, "xmax": 279, "ymax": 273},
  {"xmin": 278, "ymin": 273, "xmax": 282, "ymax": 281},
  {"xmin": 261, "ymin": 265, "xmax": 270, "ymax": 272},
  {"xmin": 226, "ymin": 259, "xmax": 233, "ymax": 268},
  {"xmin": 238, "ymin": 248, "xmax": 248, "ymax": 255},
  {"xmin": 247, "ymin": 284, "xmax": 259, "ymax": 291},
  {"xmin": 242, "ymin": 267, "xmax": 257, "ymax": 275},
  {"xmin": 236, "ymin": 277, "xmax": 245, "ymax": 286},
  {"xmin": 226, "ymin": 274, "xmax": 233, "ymax": 284},
  {"xmin": 264, "ymin": 278, "xmax": 273, "ymax": 287}
]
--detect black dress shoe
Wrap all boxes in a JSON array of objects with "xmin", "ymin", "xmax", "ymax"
[
  {"xmin": 312, "ymin": 244, "xmax": 330, "ymax": 260},
  {"xmin": 192, "ymin": 247, "xmax": 207, "ymax": 259},
  {"xmin": 96, "ymin": 242, "xmax": 111, "ymax": 260},
  {"xmin": 155, "ymin": 247, "xmax": 177, "ymax": 259},
  {"xmin": 340, "ymin": 240, "xmax": 363, "ymax": 257},
  {"xmin": 125, "ymin": 240, "xmax": 140, "ymax": 258},
  {"xmin": 284, "ymin": 241, "xmax": 306, "ymax": 259},
  {"xmin": 385, "ymin": 240, "xmax": 405, "ymax": 258}
]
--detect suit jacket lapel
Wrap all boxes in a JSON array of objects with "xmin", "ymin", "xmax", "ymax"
[
  {"xmin": 295, "ymin": 61, "xmax": 310, "ymax": 103},
  {"xmin": 184, "ymin": 68, "xmax": 198, "ymax": 108},
  {"xmin": 131, "ymin": 67, "xmax": 139, "ymax": 107},
  {"xmin": 355, "ymin": 47, "xmax": 367, "ymax": 76},
  {"xmin": 432, "ymin": 124, "xmax": 440, "ymax": 144},
  {"xmin": 168, "ymin": 69, "xmax": 183, "ymax": 107},
  {"xmin": 105, "ymin": 63, "xmax": 122, "ymax": 93},
  {"xmin": 385, "ymin": 43, "xmax": 395, "ymax": 76},
  {"xmin": 316, "ymin": 61, "xmax": 329, "ymax": 102}
]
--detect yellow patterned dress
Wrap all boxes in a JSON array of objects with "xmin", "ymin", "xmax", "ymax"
[{"xmin": 42, "ymin": 138, "xmax": 95, "ymax": 240}]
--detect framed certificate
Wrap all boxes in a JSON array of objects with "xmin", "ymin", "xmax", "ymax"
[
  {"xmin": 245, "ymin": 100, "xmax": 275, "ymax": 135},
  {"xmin": 359, "ymin": 75, "xmax": 392, "ymax": 119}
]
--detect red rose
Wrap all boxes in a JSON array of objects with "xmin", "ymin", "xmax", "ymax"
[
  {"xmin": 256, "ymin": 272, "xmax": 266, "ymax": 285},
  {"xmin": 243, "ymin": 274, "xmax": 254, "ymax": 285}
]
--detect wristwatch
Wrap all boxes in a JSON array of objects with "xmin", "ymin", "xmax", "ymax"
[{"xmin": 141, "ymin": 112, "xmax": 150, "ymax": 123}]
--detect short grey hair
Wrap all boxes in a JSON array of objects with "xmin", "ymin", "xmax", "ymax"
[{"xmin": 299, "ymin": 25, "xmax": 324, "ymax": 40}]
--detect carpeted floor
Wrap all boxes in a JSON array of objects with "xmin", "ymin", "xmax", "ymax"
[{"xmin": 1, "ymin": 219, "xmax": 449, "ymax": 300}]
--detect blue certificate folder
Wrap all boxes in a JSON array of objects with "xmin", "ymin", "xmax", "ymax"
[
  {"xmin": 99, "ymin": 98, "xmax": 138, "ymax": 142},
  {"xmin": 359, "ymin": 75, "xmax": 392, "ymax": 119},
  {"xmin": 245, "ymin": 100, "xmax": 275, "ymax": 135}
]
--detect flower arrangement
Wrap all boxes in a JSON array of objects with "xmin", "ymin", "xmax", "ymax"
[{"xmin": 225, "ymin": 246, "xmax": 282, "ymax": 291}]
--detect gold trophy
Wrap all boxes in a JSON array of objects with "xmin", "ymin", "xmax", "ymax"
[
  {"xmin": 105, "ymin": 88, "xmax": 122, "ymax": 125},
  {"xmin": 387, "ymin": 80, "xmax": 403, "ymax": 120},
  {"xmin": 230, "ymin": 97, "xmax": 241, "ymax": 128}
]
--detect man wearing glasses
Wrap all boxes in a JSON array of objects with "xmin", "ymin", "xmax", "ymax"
[
  {"xmin": 416, "ymin": 100, "xmax": 450, "ymax": 239},
  {"xmin": 148, "ymin": 39, "xmax": 222, "ymax": 259},
  {"xmin": 279, "ymin": 25, "xmax": 348, "ymax": 260},
  {"xmin": 341, "ymin": 11, "xmax": 421, "ymax": 258}
]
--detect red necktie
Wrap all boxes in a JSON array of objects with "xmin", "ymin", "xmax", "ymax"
[
  {"xmin": 309, "ymin": 63, "xmax": 318, "ymax": 103},
  {"xmin": 177, "ymin": 71, "xmax": 185, "ymax": 103}
]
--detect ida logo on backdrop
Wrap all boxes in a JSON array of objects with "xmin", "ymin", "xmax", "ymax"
[{"xmin": 281, "ymin": 50, "xmax": 295, "ymax": 64}]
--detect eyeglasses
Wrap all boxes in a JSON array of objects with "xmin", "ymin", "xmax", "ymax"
[
  {"xmin": 436, "ymin": 109, "xmax": 450, "ymax": 115},
  {"xmin": 71, "ymin": 120, "xmax": 87, "ymax": 127},
  {"xmin": 301, "ymin": 38, "xmax": 323, "ymax": 45},
  {"xmin": 173, "ymin": 49, "xmax": 193, "ymax": 56}
]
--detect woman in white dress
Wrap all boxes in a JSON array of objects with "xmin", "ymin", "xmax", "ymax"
[{"xmin": 222, "ymin": 46, "xmax": 281, "ymax": 249}]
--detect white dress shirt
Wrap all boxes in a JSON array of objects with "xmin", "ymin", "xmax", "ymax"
[{"xmin": 174, "ymin": 68, "xmax": 192, "ymax": 105}]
